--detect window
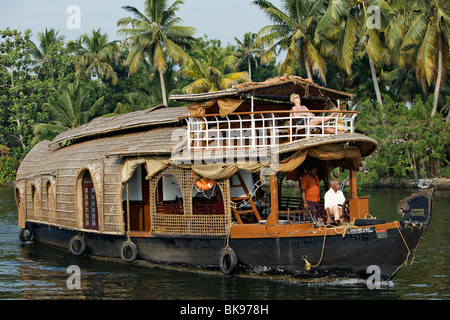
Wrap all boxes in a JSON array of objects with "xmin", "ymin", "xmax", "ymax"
[
  {"xmin": 155, "ymin": 174, "xmax": 184, "ymax": 215},
  {"xmin": 82, "ymin": 171, "xmax": 98, "ymax": 230}
]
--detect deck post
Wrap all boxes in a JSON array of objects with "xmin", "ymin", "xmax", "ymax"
[
  {"xmin": 267, "ymin": 170, "xmax": 279, "ymax": 226},
  {"xmin": 126, "ymin": 182, "xmax": 130, "ymax": 235},
  {"xmin": 349, "ymin": 167, "xmax": 357, "ymax": 199}
]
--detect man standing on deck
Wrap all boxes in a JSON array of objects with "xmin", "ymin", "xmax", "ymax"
[
  {"xmin": 324, "ymin": 178, "xmax": 346, "ymax": 225},
  {"xmin": 301, "ymin": 167, "xmax": 322, "ymax": 219}
]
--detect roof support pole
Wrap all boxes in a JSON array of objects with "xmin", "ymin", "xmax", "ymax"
[
  {"xmin": 250, "ymin": 95, "xmax": 256, "ymax": 147},
  {"xmin": 126, "ymin": 182, "xmax": 131, "ymax": 237},
  {"xmin": 267, "ymin": 169, "xmax": 279, "ymax": 226},
  {"xmin": 349, "ymin": 166, "xmax": 357, "ymax": 199}
]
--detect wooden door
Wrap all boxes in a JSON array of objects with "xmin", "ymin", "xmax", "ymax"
[{"xmin": 82, "ymin": 172, "xmax": 99, "ymax": 230}]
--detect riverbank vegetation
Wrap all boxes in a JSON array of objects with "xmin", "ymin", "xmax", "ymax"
[{"xmin": 0, "ymin": 0, "xmax": 449, "ymax": 186}]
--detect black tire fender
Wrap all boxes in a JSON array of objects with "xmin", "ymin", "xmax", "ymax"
[
  {"xmin": 69, "ymin": 235, "xmax": 86, "ymax": 256},
  {"xmin": 120, "ymin": 241, "xmax": 138, "ymax": 263},
  {"xmin": 19, "ymin": 226, "xmax": 34, "ymax": 242},
  {"xmin": 218, "ymin": 246, "xmax": 238, "ymax": 275}
]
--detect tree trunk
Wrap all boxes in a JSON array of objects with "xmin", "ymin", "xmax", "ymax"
[
  {"xmin": 159, "ymin": 68, "xmax": 168, "ymax": 106},
  {"xmin": 431, "ymin": 30, "xmax": 443, "ymax": 117},
  {"xmin": 369, "ymin": 56, "xmax": 383, "ymax": 108},
  {"xmin": 95, "ymin": 66, "xmax": 102, "ymax": 88},
  {"xmin": 248, "ymin": 56, "xmax": 252, "ymax": 81},
  {"xmin": 303, "ymin": 49, "xmax": 313, "ymax": 81}
]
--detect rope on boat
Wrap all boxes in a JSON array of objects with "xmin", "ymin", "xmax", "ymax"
[
  {"xmin": 302, "ymin": 227, "xmax": 329, "ymax": 271},
  {"xmin": 230, "ymin": 179, "xmax": 263, "ymax": 209},
  {"xmin": 333, "ymin": 221, "xmax": 355, "ymax": 238},
  {"xmin": 224, "ymin": 221, "xmax": 237, "ymax": 253},
  {"xmin": 395, "ymin": 221, "xmax": 415, "ymax": 265},
  {"xmin": 302, "ymin": 216, "xmax": 418, "ymax": 271},
  {"xmin": 301, "ymin": 221, "xmax": 355, "ymax": 271}
]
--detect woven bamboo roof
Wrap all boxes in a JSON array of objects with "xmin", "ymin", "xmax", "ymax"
[
  {"xmin": 276, "ymin": 133, "xmax": 377, "ymax": 157},
  {"xmin": 170, "ymin": 75, "xmax": 354, "ymax": 102},
  {"xmin": 17, "ymin": 126, "xmax": 183, "ymax": 179},
  {"xmin": 49, "ymin": 105, "xmax": 189, "ymax": 147}
]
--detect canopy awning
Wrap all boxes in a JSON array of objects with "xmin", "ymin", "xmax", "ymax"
[
  {"xmin": 171, "ymin": 75, "xmax": 354, "ymax": 118},
  {"xmin": 121, "ymin": 139, "xmax": 369, "ymax": 183}
]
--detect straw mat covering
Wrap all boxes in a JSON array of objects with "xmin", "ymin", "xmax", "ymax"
[
  {"xmin": 170, "ymin": 75, "xmax": 354, "ymax": 103},
  {"xmin": 16, "ymin": 126, "xmax": 182, "ymax": 234},
  {"xmin": 277, "ymin": 133, "xmax": 377, "ymax": 157},
  {"xmin": 49, "ymin": 106, "xmax": 189, "ymax": 147}
]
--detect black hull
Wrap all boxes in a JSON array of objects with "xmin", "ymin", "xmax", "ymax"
[{"xmin": 23, "ymin": 189, "xmax": 433, "ymax": 281}]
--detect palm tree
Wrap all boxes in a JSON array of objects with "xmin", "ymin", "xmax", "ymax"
[
  {"xmin": 253, "ymin": 0, "xmax": 328, "ymax": 84},
  {"xmin": 73, "ymin": 29, "xmax": 119, "ymax": 88},
  {"xmin": 234, "ymin": 32, "xmax": 264, "ymax": 81},
  {"xmin": 117, "ymin": 0, "xmax": 196, "ymax": 106},
  {"xmin": 32, "ymin": 81, "xmax": 104, "ymax": 145},
  {"xmin": 377, "ymin": 2, "xmax": 428, "ymax": 103},
  {"xmin": 103, "ymin": 91, "xmax": 152, "ymax": 117},
  {"xmin": 317, "ymin": 0, "xmax": 396, "ymax": 107},
  {"xmin": 182, "ymin": 38, "xmax": 250, "ymax": 93},
  {"xmin": 401, "ymin": 0, "xmax": 449, "ymax": 116},
  {"xmin": 31, "ymin": 28, "xmax": 66, "ymax": 80},
  {"xmin": 32, "ymin": 28, "xmax": 65, "ymax": 60}
]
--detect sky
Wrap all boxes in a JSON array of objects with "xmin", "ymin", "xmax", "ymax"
[{"xmin": 1, "ymin": 0, "xmax": 282, "ymax": 46}]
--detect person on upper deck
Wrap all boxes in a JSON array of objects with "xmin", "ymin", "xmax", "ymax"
[
  {"xmin": 290, "ymin": 93, "xmax": 342, "ymax": 134},
  {"xmin": 301, "ymin": 167, "xmax": 323, "ymax": 218},
  {"xmin": 324, "ymin": 178, "xmax": 346, "ymax": 225}
]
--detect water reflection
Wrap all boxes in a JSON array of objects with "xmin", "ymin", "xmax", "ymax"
[{"xmin": 0, "ymin": 187, "xmax": 449, "ymax": 300}]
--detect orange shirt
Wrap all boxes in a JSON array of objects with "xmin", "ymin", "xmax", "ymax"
[{"xmin": 301, "ymin": 173, "xmax": 320, "ymax": 202}]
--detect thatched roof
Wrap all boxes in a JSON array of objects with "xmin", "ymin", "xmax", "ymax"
[
  {"xmin": 276, "ymin": 133, "xmax": 377, "ymax": 157},
  {"xmin": 17, "ymin": 126, "xmax": 183, "ymax": 180},
  {"xmin": 170, "ymin": 75, "xmax": 354, "ymax": 103},
  {"xmin": 49, "ymin": 105, "xmax": 189, "ymax": 147}
]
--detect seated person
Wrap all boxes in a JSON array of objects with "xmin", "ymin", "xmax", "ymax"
[
  {"xmin": 290, "ymin": 93, "xmax": 343, "ymax": 133},
  {"xmin": 290, "ymin": 93, "xmax": 314, "ymax": 126},
  {"xmin": 324, "ymin": 178, "xmax": 346, "ymax": 225}
]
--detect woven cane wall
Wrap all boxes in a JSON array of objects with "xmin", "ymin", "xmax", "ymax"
[
  {"xmin": 18, "ymin": 140, "xmax": 125, "ymax": 234},
  {"xmin": 16, "ymin": 126, "xmax": 191, "ymax": 235},
  {"xmin": 150, "ymin": 166, "xmax": 231, "ymax": 237}
]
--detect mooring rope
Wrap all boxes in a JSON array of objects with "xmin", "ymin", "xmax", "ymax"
[
  {"xmin": 395, "ymin": 220, "xmax": 415, "ymax": 265},
  {"xmin": 302, "ymin": 227, "xmax": 329, "ymax": 271}
]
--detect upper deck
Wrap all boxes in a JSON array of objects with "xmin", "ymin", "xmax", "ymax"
[
  {"xmin": 180, "ymin": 109, "xmax": 358, "ymax": 151},
  {"xmin": 171, "ymin": 75, "xmax": 358, "ymax": 154}
]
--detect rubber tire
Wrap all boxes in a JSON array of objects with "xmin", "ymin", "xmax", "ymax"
[
  {"xmin": 19, "ymin": 227, "xmax": 33, "ymax": 242},
  {"xmin": 69, "ymin": 235, "xmax": 86, "ymax": 256},
  {"xmin": 120, "ymin": 241, "xmax": 138, "ymax": 263},
  {"xmin": 218, "ymin": 247, "xmax": 238, "ymax": 275}
]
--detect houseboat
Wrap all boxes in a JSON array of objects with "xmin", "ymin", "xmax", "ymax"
[{"xmin": 15, "ymin": 76, "xmax": 433, "ymax": 280}]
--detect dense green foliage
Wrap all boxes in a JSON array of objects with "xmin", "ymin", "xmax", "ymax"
[{"xmin": 0, "ymin": 0, "xmax": 449, "ymax": 185}]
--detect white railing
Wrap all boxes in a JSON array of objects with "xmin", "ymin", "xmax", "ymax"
[{"xmin": 183, "ymin": 111, "xmax": 358, "ymax": 150}]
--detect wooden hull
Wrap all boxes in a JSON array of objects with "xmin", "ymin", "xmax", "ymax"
[{"xmin": 24, "ymin": 189, "xmax": 433, "ymax": 281}]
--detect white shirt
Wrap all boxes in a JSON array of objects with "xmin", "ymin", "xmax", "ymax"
[{"xmin": 324, "ymin": 188, "xmax": 345, "ymax": 209}]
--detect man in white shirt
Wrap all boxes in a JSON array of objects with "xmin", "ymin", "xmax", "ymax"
[{"xmin": 324, "ymin": 178, "xmax": 346, "ymax": 225}]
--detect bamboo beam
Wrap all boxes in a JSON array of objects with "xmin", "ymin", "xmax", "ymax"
[
  {"xmin": 267, "ymin": 170, "xmax": 279, "ymax": 226},
  {"xmin": 349, "ymin": 167, "xmax": 357, "ymax": 199}
]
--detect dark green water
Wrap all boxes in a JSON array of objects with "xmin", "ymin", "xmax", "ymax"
[{"xmin": 0, "ymin": 186, "xmax": 448, "ymax": 300}]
